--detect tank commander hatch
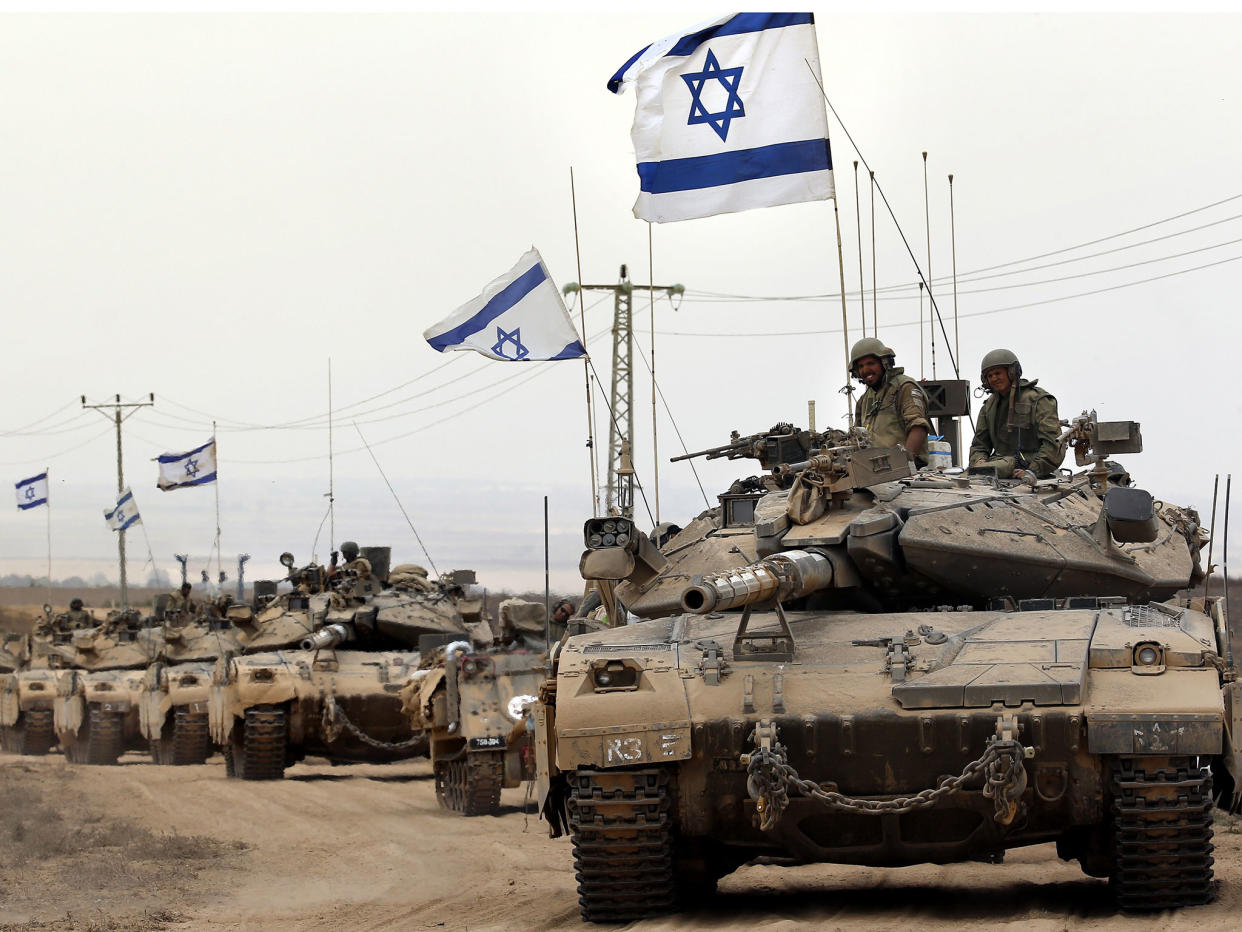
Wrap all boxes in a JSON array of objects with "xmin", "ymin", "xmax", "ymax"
[
  {"xmin": 54, "ymin": 598, "xmax": 95, "ymax": 634},
  {"xmin": 849, "ymin": 338, "xmax": 930, "ymax": 459},
  {"xmin": 327, "ymin": 541, "xmax": 375, "ymax": 607},
  {"xmin": 969, "ymin": 348, "xmax": 1064, "ymax": 479}
]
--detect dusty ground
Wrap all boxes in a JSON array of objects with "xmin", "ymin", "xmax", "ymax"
[{"xmin": 1, "ymin": 752, "xmax": 1241, "ymax": 931}]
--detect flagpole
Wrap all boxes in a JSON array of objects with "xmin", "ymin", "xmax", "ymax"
[
  {"xmin": 570, "ymin": 167, "xmax": 601, "ymax": 518},
  {"xmin": 647, "ymin": 223, "xmax": 660, "ymax": 523},
  {"xmin": 45, "ymin": 465, "xmax": 51, "ymax": 609},
  {"xmin": 213, "ymin": 422, "xmax": 221, "ymax": 582},
  {"xmin": 949, "ymin": 174, "xmax": 961, "ymax": 369},
  {"xmin": 870, "ymin": 171, "xmax": 878, "ymax": 337},
  {"xmin": 328, "ymin": 359, "xmax": 335, "ymax": 553}
]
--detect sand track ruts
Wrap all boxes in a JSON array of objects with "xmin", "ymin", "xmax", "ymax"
[{"xmin": 1, "ymin": 751, "xmax": 1241, "ymax": 931}]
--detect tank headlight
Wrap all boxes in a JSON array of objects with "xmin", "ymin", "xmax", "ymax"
[
  {"xmin": 178, "ymin": 675, "xmax": 200, "ymax": 686},
  {"xmin": 1135, "ymin": 645, "xmax": 1159, "ymax": 666},
  {"xmin": 590, "ymin": 660, "xmax": 639, "ymax": 692},
  {"xmin": 250, "ymin": 668, "xmax": 275, "ymax": 682},
  {"xmin": 1131, "ymin": 641, "xmax": 1165, "ymax": 674},
  {"xmin": 462, "ymin": 658, "xmax": 479, "ymax": 676}
]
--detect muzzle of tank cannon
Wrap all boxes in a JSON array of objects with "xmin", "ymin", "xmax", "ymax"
[
  {"xmin": 299, "ymin": 623, "xmax": 353, "ymax": 651},
  {"xmin": 681, "ymin": 550, "xmax": 834, "ymax": 614}
]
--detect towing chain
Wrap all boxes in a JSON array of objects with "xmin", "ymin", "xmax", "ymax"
[
  {"xmin": 743, "ymin": 715, "xmax": 1032, "ymax": 832},
  {"xmin": 321, "ymin": 695, "xmax": 426, "ymax": 751}
]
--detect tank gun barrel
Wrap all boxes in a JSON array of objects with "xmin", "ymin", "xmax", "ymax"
[
  {"xmin": 299, "ymin": 623, "xmax": 353, "ymax": 651},
  {"xmin": 681, "ymin": 550, "xmax": 834, "ymax": 614}
]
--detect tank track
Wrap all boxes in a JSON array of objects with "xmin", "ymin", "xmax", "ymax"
[
  {"xmin": 170, "ymin": 709, "xmax": 211, "ymax": 765},
  {"xmin": 66, "ymin": 707, "xmax": 124, "ymax": 766},
  {"xmin": 3, "ymin": 709, "xmax": 56, "ymax": 755},
  {"xmin": 435, "ymin": 752, "xmax": 504, "ymax": 816},
  {"xmin": 237, "ymin": 705, "xmax": 288, "ymax": 781},
  {"xmin": 1110, "ymin": 756, "xmax": 1215, "ymax": 910},
  {"xmin": 568, "ymin": 767, "xmax": 677, "ymax": 923}
]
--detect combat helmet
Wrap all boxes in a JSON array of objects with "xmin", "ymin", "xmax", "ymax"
[
  {"xmin": 979, "ymin": 348, "xmax": 1022, "ymax": 392},
  {"xmin": 341, "ymin": 541, "xmax": 360, "ymax": 561},
  {"xmin": 849, "ymin": 337, "xmax": 896, "ymax": 377}
]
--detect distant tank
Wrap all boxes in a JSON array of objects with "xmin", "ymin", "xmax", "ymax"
[
  {"xmin": 139, "ymin": 596, "xmax": 244, "ymax": 765},
  {"xmin": 210, "ymin": 552, "xmax": 481, "ymax": 780},
  {"xmin": 402, "ymin": 598, "xmax": 548, "ymax": 815},
  {"xmin": 51, "ymin": 609, "xmax": 161, "ymax": 765},
  {"xmin": 0, "ymin": 607, "xmax": 64, "ymax": 755},
  {"xmin": 535, "ymin": 414, "xmax": 1236, "ymax": 920}
]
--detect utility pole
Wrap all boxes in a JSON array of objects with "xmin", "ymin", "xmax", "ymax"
[
  {"xmin": 564, "ymin": 265, "xmax": 682, "ymax": 518},
  {"xmin": 83, "ymin": 393, "xmax": 154, "ymax": 609},
  {"xmin": 237, "ymin": 553, "xmax": 250, "ymax": 602},
  {"xmin": 174, "ymin": 554, "xmax": 189, "ymax": 586}
]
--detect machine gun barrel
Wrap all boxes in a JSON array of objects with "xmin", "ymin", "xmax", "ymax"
[
  {"xmin": 299, "ymin": 623, "xmax": 353, "ymax": 651},
  {"xmin": 680, "ymin": 550, "xmax": 834, "ymax": 614},
  {"xmin": 669, "ymin": 435, "xmax": 757, "ymax": 463}
]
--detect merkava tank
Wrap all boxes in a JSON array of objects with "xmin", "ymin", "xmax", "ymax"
[
  {"xmin": 210, "ymin": 549, "xmax": 484, "ymax": 780},
  {"xmin": 50, "ymin": 608, "xmax": 162, "ymax": 765},
  {"xmin": 402, "ymin": 598, "xmax": 549, "ymax": 816},
  {"xmin": 139, "ymin": 596, "xmax": 244, "ymax": 765},
  {"xmin": 0, "ymin": 608, "xmax": 60, "ymax": 755},
  {"xmin": 535, "ymin": 415, "xmax": 1238, "ymax": 921}
]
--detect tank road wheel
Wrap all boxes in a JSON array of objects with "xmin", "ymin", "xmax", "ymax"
[
  {"xmin": 238, "ymin": 705, "xmax": 288, "ymax": 781},
  {"xmin": 1109, "ymin": 756, "xmax": 1215, "ymax": 910},
  {"xmin": 170, "ymin": 709, "xmax": 211, "ymax": 765},
  {"xmin": 11, "ymin": 710, "xmax": 56, "ymax": 756},
  {"xmin": 461, "ymin": 752, "xmax": 504, "ymax": 817},
  {"xmin": 68, "ymin": 707, "xmax": 124, "ymax": 766},
  {"xmin": 568, "ymin": 768, "xmax": 677, "ymax": 923}
]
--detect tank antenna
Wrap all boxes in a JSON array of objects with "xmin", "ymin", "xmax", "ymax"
[
  {"xmin": 918, "ymin": 281, "xmax": 925, "ymax": 379},
  {"xmin": 948, "ymin": 174, "xmax": 961, "ymax": 372},
  {"xmin": 569, "ymin": 167, "xmax": 602, "ymax": 519},
  {"xmin": 853, "ymin": 160, "xmax": 866, "ymax": 337},
  {"xmin": 353, "ymin": 422, "xmax": 439, "ymax": 577},
  {"xmin": 1225, "ymin": 473, "xmax": 1233, "ymax": 642},
  {"xmin": 870, "ymin": 171, "xmax": 878, "ymax": 337},
  {"xmin": 923, "ymin": 151, "xmax": 935, "ymax": 379},
  {"xmin": 1205, "ymin": 474, "xmax": 1220, "ymax": 597},
  {"xmin": 327, "ymin": 359, "xmax": 335, "ymax": 554}
]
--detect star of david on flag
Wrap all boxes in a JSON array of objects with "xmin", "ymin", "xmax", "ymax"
[
  {"xmin": 156, "ymin": 438, "xmax": 217, "ymax": 491},
  {"xmin": 104, "ymin": 488, "xmax": 142, "ymax": 532},
  {"xmin": 423, "ymin": 248, "xmax": 587, "ymax": 362},
  {"xmin": 15, "ymin": 471, "xmax": 49, "ymax": 511},
  {"xmin": 608, "ymin": 12, "xmax": 834, "ymax": 223}
]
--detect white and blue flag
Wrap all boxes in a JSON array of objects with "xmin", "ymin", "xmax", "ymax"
[
  {"xmin": 423, "ymin": 248, "xmax": 587, "ymax": 362},
  {"xmin": 15, "ymin": 472, "xmax": 48, "ymax": 510},
  {"xmin": 608, "ymin": 12, "xmax": 834, "ymax": 223},
  {"xmin": 104, "ymin": 488, "xmax": 141, "ymax": 531},
  {"xmin": 156, "ymin": 438, "xmax": 217, "ymax": 491}
]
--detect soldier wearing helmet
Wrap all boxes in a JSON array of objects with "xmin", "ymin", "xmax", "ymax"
[
  {"xmin": 849, "ymin": 338, "xmax": 931, "ymax": 457},
  {"xmin": 55, "ymin": 598, "xmax": 95, "ymax": 634},
  {"xmin": 969, "ymin": 348, "xmax": 1064, "ymax": 479}
]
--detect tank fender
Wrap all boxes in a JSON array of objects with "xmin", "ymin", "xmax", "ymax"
[
  {"xmin": 553, "ymin": 668, "xmax": 692, "ymax": 770},
  {"xmin": 1221, "ymin": 682, "xmax": 1242, "ymax": 812},
  {"xmin": 1084, "ymin": 669, "xmax": 1224, "ymax": 754},
  {"xmin": 0, "ymin": 674, "xmax": 18, "ymax": 726}
]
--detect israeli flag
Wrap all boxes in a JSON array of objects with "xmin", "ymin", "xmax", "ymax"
[
  {"xmin": 609, "ymin": 13, "xmax": 834, "ymax": 223},
  {"xmin": 104, "ymin": 488, "xmax": 141, "ymax": 531},
  {"xmin": 423, "ymin": 248, "xmax": 587, "ymax": 362},
  {"xmin": 156, "ymin": 438, "xmax": 217, "ymax": 491},
  {"xmin": 15, "ymin": 472, "xmax": 48, "ymax": 511}
]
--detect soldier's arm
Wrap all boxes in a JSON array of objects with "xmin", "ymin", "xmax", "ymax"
[
  {"xmin": 897, "ymin": 382, "xmax": 931, "ymax": 454},
  {"xmin": 1027, "ymin": 393, "xmax": 1065, "ymax": 476}
]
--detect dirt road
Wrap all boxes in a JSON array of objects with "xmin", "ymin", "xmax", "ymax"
[{"xmin": 1, "ymin": 751, "xmax": 1240, "ymax": 931}]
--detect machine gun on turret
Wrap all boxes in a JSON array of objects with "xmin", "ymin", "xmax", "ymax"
[{"xmin": 672, "ymin": 423, "xmax": 827, "ymax": 471}]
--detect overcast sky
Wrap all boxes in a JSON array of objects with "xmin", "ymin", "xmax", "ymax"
[{"xmin": 2, "ymin": 11, "xmax": 1240, "ymax": 593}]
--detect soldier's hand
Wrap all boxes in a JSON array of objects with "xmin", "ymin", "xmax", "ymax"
[{"xmin": 1013, "ymin": 468, "xmax": 1027, "ymax": 478}]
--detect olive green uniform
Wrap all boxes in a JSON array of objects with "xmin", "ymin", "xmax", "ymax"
[
  {"xmin": 854, "ymin": 367, "xmax": 932, "ymax": 449},
  {"xmin": 969, "ymin": 378, "xmax": 1064, "ymax": 477},
  {"xmin": 166, "ymin": 591, "xmax": 196, "ymax": 615}
]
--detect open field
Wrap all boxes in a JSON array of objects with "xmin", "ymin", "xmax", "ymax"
[{"xmin": 1, "ymin": 751, "xmax": 1241, "ymax": 932}]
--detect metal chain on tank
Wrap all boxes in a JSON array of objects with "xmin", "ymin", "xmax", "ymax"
[
  {"xmin": 320, "ymin": 695, "xmax": 427, "ymax": 751},
  {"xmin": 743, "ymin": 717, "xmax": 1032, "ymax": 831}
]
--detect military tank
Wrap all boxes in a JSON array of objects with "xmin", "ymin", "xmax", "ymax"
[
  {"xmin": 140, "ymin": 597, "xmax": 244, "ymax": 765},
  {"xmin": 210, "ymin": 549, "xmax": 482, "ymax": 780},
  {"xmin": 535, "ymin": 414, "xmax": 1236, "ymax": 921},
  {"xmin": 51, "ymin": 609, "xmax": 162, "ymax": 765},
  {"xmin": 0, "ymin": 607, "xmax": 63, "ymax": 755},
  {"xmin": 402, "ymin": 598, "xmax": 548, "ymax": 816}
]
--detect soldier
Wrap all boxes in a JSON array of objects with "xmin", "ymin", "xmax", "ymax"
[
  {"xmin": 166, "ymin": 582, "xmax": 196, "ymax": 616},
  {"xmin": 969, "ymin": 348, "xmax": 1064, "ymax": 479},
  {"xmin": 63, "ymin": 598, "xmax": 94, "ymax": 630},
  {"xmin": 849, "ymin": 338, "xmax": 930, "ymax": 456},
  {"xmin": 328, "ymin": 541, "xmax": 373, "ymax": 607}
]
